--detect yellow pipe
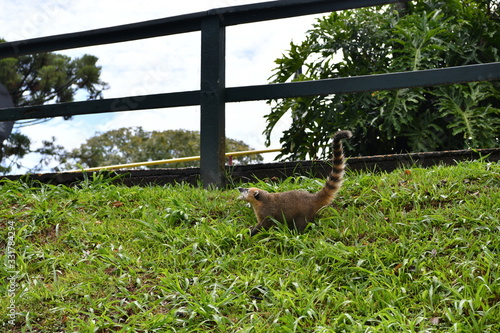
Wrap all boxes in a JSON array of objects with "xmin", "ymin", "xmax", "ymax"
[
  {"xmin": 223, "ymin": 148, "xmax": 281, "ymax": 157},
  {"xmin": 69, "ymin": 148, "xmax": 281, "ymax": 172}
]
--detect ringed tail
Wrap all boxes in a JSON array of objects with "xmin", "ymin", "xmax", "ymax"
[{"xmin": 325, "ymin": 130, "xmax": 352, "ymax": 192}]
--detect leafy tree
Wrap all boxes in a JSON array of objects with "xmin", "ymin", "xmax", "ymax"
[
  {"xmin": 0, "ymin": 38, "xmax": 108, "ymax": 109},
  {"xmin": 0, "ymin": 133, "xmax": 66, "ymax": 174},
  {"xmin": 62, "ymin": 127, "xmax": 263, "ymax": 170},
  {"xmin": 265, "ymin": 0, "xmax": 500, "ymax": 160},
  {"xmin": 0, "ymin": 38, "xmax": 108, "ymax": 173}
]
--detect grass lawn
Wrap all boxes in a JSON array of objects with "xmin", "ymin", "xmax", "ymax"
[{"xmin": 1, "ymin": 160, "xmax": 499, "ymax": 332}]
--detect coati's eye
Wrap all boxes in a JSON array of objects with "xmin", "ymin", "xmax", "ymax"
[{"xmin": 253, "ymin": 191, "xmax": 260, "ymax": 200}]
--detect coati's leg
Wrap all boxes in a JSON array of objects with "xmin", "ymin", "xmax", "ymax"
[
  {"xmin": 250, "ymin": 226, "xmax": 261, "ymax": 237},
  {"xmin": 250, "ymin": 217, "xmax": 275, "ymax": 236},
  {"xmin": 292, "ymin": 217, "xmax": 308, "ymax": 232},
  {"xmin": 250, "ymin": 216, "xmax": 308, "ymax": 236}
]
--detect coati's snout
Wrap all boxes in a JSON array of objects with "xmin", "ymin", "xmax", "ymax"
[{"xmin": 237, "ymin": 187, "xmax": 249, "ymax": 200}]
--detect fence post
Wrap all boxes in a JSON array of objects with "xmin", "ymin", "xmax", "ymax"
[{"xmin": 200, "ymin": 15, "xmax": 226, "ymax": 188}]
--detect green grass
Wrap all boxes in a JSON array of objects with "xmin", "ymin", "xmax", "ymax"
[{"xmin": 1, "ymin": 160, "xmax": 499, "ymax": 332}]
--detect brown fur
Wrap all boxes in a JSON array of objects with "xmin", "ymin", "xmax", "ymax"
[{"xmin": 238, "ymin": 130, "xmax": 352, "ymax": 236}]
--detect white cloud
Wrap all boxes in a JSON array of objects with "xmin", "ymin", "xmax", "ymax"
[{"xmin": 1, "ymin": 0, "xmax": 323, "ymax": 173}]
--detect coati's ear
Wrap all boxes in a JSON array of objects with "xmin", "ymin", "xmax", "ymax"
[{"xmin": 253, "ymin": 190, "xmax": 260, "ymax": 200}]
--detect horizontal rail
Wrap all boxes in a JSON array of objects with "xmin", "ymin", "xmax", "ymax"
[
  {"xmin": 227, "ymin": 63, "xmax": 500, "ymax": 102},
  {"xmin": 1, "ymin": 63, "xmax": 498, "ymax": 122},
  {"xmin": 69, "ymin": 148, "xmax": 281, "ymax": 172},
  {"xmin": 0, "ymin": 0, "xmax": 404, "ymax": 58},
  {"xmin": 0, "ymin": 91, "xmax": 199, "ymax": 121}
]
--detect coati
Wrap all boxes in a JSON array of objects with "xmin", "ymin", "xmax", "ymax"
[{"xmin": 238, "ymin": 130, "xmax": 352, "ymax": 236}]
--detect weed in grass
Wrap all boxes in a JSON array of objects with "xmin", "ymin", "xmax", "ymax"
[{"xmin": 0, "ymin": 160, "xmax": 499, "ymax": 332}]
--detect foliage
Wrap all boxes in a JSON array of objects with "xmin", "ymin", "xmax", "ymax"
[
  {"xmin": 62, "ymin": 127, "xmax": 263, "ymax": 170},
  {"xmin": 0, "ymin": 160, "xmax": 499, "ymax": 331},
  {"xmin": 0, "ymin": 133, "xmax": 65, "ymax": 175},
  {"xmin": 265, "ymin": 0, "xmax": 500, "ymax": 160},
  {"xmin": 0, "ymin": 39, "xmax": 108, "ymax": 108}
]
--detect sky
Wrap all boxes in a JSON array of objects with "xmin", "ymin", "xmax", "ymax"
[{"xmin": 0, "ymin": 0, "xmax": 327, "ymax": 173}]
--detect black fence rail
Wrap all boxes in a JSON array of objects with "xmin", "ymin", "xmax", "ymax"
[{"xmin": 1, "ymin": 0, "xmax": 500, "ymax": 186}]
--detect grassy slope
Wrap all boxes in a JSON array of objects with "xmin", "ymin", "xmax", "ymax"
[{"xmin": 0, "ymin": 161, "xmax": 499, "ymax": 332}]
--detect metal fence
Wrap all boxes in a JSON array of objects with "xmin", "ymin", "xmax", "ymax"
[{"xmin": 1, "ymin": 0, "xmax": 499, "ymax": 186}]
